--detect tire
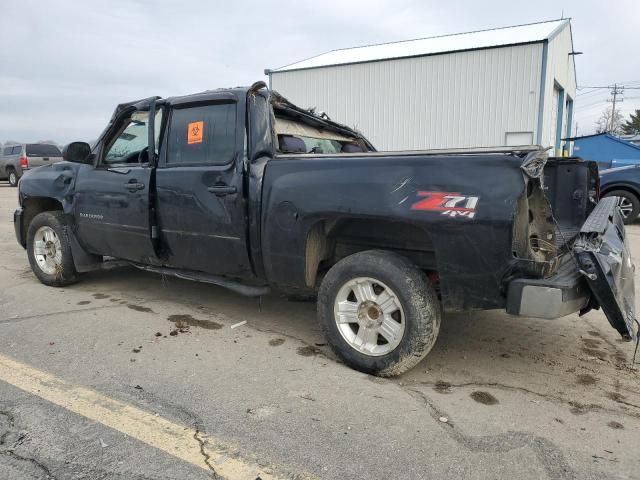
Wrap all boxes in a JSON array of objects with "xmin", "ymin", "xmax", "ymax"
[
  {"xmin": 7, "ymin": 168, "xmax": 18, "ymax": 187},
  {"xmin": 27, "ymin": 211, "xmax": 78, "ymax": 287},
  {"xmin": 604, "ymin": 190, "xmax": 640, "ymax": 224},
  {"xmin": 318, "ymin": 250, "xmax": 441, "ymax": 377}
]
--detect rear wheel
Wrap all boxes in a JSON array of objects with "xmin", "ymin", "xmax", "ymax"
[
  {"xmin": 604, "ymin": 190, "xmax": 640, "ymax": 224},
  {"xmin": 7, "ymin": 168, "xmax": 18, "ymax": 187},
  {"xmin": 27, "ymin": 212, "xmax": 78, "ymax": 286},
  {"xmin": 318, "ymin": 250, "xmax": 441, "ymax": 377}
]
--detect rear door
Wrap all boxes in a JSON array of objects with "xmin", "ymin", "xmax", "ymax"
[
  {"xmin": 6, "ymin": 145, "xmax": 21, "ymax": 167},
  {"xmin": 73, "ymin": 107, "xmax": 161, "ymax": 263},
  {"xmin": 155, "ymin": 95, "xmax": 252, "ymax": 277},
  {"xmin": 25, "ymin": 144, "xmax": 62, "ymax": 168}
]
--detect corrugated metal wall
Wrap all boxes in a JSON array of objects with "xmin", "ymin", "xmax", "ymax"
[
  {"xmin": 540, "ymin": 26, "xmax": 577, "ymax": 151},
  {"xmin": 271, "ymin": 43, "xmax": 543, "ymax": 151}
]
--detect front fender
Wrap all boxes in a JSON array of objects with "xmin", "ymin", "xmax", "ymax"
[{"xmin": 19, "ymin": 161, "xmax": 81, "ymax": 212}]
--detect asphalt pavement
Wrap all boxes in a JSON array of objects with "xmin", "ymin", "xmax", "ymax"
[{"xmin": 0, "ymin": 184, "xmax": 638, "ymax": 480}]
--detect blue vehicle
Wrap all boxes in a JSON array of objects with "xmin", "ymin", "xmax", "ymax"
[{"xmin": 600, "ymin": 164, "xmax": 640, "ymax": 224}]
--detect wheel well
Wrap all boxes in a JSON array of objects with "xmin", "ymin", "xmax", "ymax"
[
  {"xmin": 21, "ymin": 197, "xmax": 64, "ymax": 242},
  {"xmin": 304, "ymin": 218, "xmax": 437, "ymax": 288},
  {"xmin": 601, "ymin": 185, "xmax": 640, "ymax": 201}
]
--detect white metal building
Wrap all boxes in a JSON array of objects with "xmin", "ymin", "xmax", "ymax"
[{"xmin": 266, "ymin": 19, "xmax": 577, "ymax": 153}]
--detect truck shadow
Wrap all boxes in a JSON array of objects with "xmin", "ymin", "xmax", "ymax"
[{"xmin": 74, "ymin": 266, "xmax": 639, "ymax": 406}]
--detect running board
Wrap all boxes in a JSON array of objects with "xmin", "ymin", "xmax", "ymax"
[{"xmin": 131, "ymin": 264, "xmax": 271, "ymax": 297}]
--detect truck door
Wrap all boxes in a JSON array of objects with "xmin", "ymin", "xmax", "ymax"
[
  {"xmin": 155, "ymin": 96, "xmax": 253, "ymax": 277},
  {"xmin": 74, "ymin": 106, "xmax": 161, "ymax": 263}
]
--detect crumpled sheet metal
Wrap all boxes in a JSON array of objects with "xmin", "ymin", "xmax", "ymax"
[{"xmin": 520, "ymin": 148, "xmax": 551, "ymax": 182}]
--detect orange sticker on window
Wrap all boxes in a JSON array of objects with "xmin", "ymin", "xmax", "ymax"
[{"xmin": 187, "ymin": 121, "xmax": 204, "ymax": 144}]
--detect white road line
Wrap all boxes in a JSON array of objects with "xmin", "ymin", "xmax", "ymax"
[{"xmin": 0, "ymin": 353, "xmax": 285, "ymax": 480}]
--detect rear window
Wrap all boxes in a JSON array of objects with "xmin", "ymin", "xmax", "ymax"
[
  {"xmin": 26, "ymin": 144, "xmax": 61, "ymax": 157},
  {"xmin": 167, "ymin": 103, "xmax": 236, "ymax": 165}
]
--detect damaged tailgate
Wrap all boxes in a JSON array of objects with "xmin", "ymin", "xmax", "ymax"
[{"xmin": 574, "ymin": 196, "xmax": 638, "ymax": 340}]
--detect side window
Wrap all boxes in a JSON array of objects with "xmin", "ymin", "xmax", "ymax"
[
  {"xmin": 12, "ymin": 146, "xmax": 22, "ymax": 155},
  {"xmin": 167, "ymin": 103, "xmax": 236, "ymax": 165},
  {"xmin": 103, "ymin": 110, "xmax": 162, "ymax": 165},
  {"xmin": 2, "ymin": 146, "xmax": 12, "ymax": 155}
]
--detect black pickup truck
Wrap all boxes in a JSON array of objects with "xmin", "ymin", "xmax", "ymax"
[{"xmin": 14, "ymin": 82, "xmax": 637, "ymax": 376}]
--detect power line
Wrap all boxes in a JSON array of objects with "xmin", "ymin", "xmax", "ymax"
[
  {"xmin": 575, "ymin": 104, "xmax": 610, "ymax": 113},
  {"xmin": 575, "ymin": 97, "xmax": 610, "ymax": 109},
  {"xmin": 578, "ymin": 85, "xmax": 640, "ymax": 90},
  {"xmin": 576, "ymin": 88, "xmax": 607, "ymax": 97}
]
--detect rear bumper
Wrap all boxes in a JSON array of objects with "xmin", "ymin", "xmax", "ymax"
[
  {"xmin": 14, "ymin": 207, "xmax": 25, "ymax": 248},
  {"xmin": 507, "ymin": 255, "xmax": 590, "ymax": 319}
]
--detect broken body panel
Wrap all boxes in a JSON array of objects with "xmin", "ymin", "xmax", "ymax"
[{"xmin": 13, "ymin": 85, "xmax": 637, "ymax": 343}]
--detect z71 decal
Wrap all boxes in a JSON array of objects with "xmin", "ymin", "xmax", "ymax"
[{"xmin": 410, "ymin": 191, "xmax": 479, "ymax": 219}]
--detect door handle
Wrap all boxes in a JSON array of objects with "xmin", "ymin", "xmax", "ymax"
[
  {"xmin": 207, "ymin": 185, "xmax": 237, "ymax": 196},
  {"xmin": 125, "ymin": 182, "xmax": 145, "ymax": 191}
]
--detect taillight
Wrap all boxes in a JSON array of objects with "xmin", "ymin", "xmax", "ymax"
[{"xmin": 20, "ymin": 156, "xmax": 28, "ymax": 169}]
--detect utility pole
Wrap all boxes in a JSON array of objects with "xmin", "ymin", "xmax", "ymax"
[{"xmin": 608, "ymin": 83, "xmax": 624, "ymax": 133}]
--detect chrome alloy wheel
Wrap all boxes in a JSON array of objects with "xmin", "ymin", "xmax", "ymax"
[
  {"xmin": 333, "ymin": 277, "xmax": 405, "ymax": 356},
  {"xmin": 616, "ymin": 196, "xmax": 634, "ymax": 218},
  {"xmin": 33, "ymin": 226, "xmax": 63, "ymax": 275}
]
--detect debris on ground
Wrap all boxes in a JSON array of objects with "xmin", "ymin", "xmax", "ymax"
[
  {"xmin": 127, "ymin": 304, "xmax": 154, "ymax": 313},
  {"xmin": 470, "ymin": 391, "xmax": 499, "ymax": 405},
  {"xmin": 296, "ymin": 345, "xmax": 320, "ymax": 357},
  {"xmin": 168, "ymin": 314, "xmax": 221, "ymax": 331},
  {"xmin": 230, "ymin": 320, "xmax": 247, "ymax": 329}
]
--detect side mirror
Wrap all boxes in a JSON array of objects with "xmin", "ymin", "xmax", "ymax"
[{"xmin": 63, "ymin": 141, "xmax": 92, "ymax": 164}]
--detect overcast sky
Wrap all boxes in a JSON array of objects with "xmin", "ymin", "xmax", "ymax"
[{"xmin": 1, "ymin": 0, "xmax": 638, "ymax": 145}]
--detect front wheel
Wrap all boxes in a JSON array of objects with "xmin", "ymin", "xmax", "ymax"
[
  {"xmin": 318, "ymin": 250, "xmax": 441, "ymax": 377},
  {"xmin": 27, "ymin": 211, "xmax": 78, "ymax": 286},
  {"xmin": 604, "ymin": 190, "xmax": 640, "ymax": 224}
]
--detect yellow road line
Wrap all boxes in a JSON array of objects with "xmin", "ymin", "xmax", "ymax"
[{"xmin": 0, "ymin": 353, "xmax": 282, "ymax": 480}]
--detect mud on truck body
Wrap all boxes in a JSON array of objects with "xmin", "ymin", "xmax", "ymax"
[{"xmin": 14, "ymin": 82, "xmax": 638, "ymax": 376}]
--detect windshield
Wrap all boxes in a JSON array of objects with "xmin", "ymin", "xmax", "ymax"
[
  {"xmin": 299, "ymin": 137, "xmax": 344, "ymax": 154},
  {"xmin": 26, "ymin": 144, "xmax": 61, "ymax": 157},
  {"xmin": 274, "ymin": 116, "xmax": 365, "ymax": 154}
]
